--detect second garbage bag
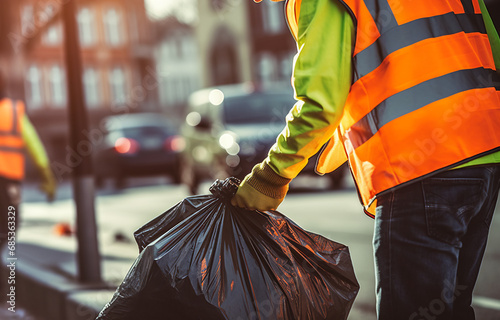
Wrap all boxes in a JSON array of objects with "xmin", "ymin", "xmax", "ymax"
[{"xmin": 96, "ymin": 178, "xmax": 359, "ymax": 320}]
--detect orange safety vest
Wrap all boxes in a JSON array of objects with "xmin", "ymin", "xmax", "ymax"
[
  {"xmin": 312, "ymin": 0, "xmax": 500, "ymax": 216},
  {"xmin": 0, "ymin": 98, "xmax": 25, "ymax": 181}
]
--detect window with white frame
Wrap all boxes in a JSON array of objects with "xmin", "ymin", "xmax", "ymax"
[
  {"xmin": 280, "ymin": 53, "xmax": 294, "ymax": 80},
  {"xmin": 175, "ymin": 37, "xmax": 183, "ymax": 58},
  {"xmin": 180, "ymin": 37, "xmax": 190, "ymax": 58},
  {"xmin": 191, "ymin": 77, "xmax": 200, "ymax": 94},
  {"xmin": 183, "ymin": 77, "xmax": 192, "ymax": 100},
  {"xmin": 171, "ymin": 80, "xmax": 179, "ymax": 104},
  {"xmin": 108, "ymin": 67, "xmax": 127, "ymax": 104},
  {"xmin": 177, "ymin": 78, "xmax": 184, "ymax": 103},
  {"xmin": 77, "ymin": 7, "xmax": 97, "ymax": 47},
  {"xmin": 49, "ymin": 65, "xmax": 66, "ymax": 108},
  {"xmin": 43, "ymin": 24, "xmax": 61, "ymax": 45},
  {"xmin": 261, "ymin": 2, "xmax": 285, "ymax": 34},
  {"xmin": 258, "ymin": 53, "xmax": 277, "ymax": 84},
  {"xmin": 186, "ymin": 37, "xmax": 197, "ymax": 59},
  {"xmin": 104, "ymin": 8, "xmax": 124, "ymax": 46},
  {"xmin": 166, "ymin": 79, "xmax": 175, "ymax": 104},
  {"xmin": 83, "ymin": 68, "xmax": 101, "ymax": 108},
  {"xmin": 27, "ymin": 65, "xmax": 44, "ymax": 109},
  {"xmin": 162, "ymin": 78, "xmax": 173, "ymax": 105},
  {"xmin": 160, "ymin": 42, "xmax": 172, "ymax": 60}
]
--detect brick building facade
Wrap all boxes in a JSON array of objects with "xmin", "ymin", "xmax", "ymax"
[{"xmin": 0, "ymin": 0, "xmax": 156, "ymax": 170}]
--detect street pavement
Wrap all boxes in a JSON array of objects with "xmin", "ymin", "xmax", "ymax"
[{"xmin": 5, "ymin": 175, "xmax": 500, "ymax": 319}]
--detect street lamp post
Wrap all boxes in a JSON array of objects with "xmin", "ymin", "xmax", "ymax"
[{"xmin": 61, "ymin": 0, "xmax": 101, "ymax": 283}]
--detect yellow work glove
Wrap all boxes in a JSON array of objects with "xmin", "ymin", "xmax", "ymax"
[
  {"xmin": 231, "ymin": 177, "xmax": 286, "ymax": 211},
  {"xmin": 230, "ymin": 161, "xmax": 291, "ymax": 211},
  {"xmin": 38, "ymin": 166, "xmax": 57, "ymax": 202}
]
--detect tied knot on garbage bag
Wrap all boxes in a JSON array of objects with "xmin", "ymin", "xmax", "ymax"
[
  {"xmin": 96, "ymin": 178, "xmax": 359, "ymax": 320},
  {"xmin": 209, "ymin": 177, "xmax": 240, "ymax": 200}
]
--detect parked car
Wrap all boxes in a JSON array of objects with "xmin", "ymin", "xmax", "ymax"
[
  {"xmin": 93, "ymin": 113, "xmax": 184, "ymax": 188},
  {"xmin": 181, "ymin": 84, "xmax": 346, "ymax": 194}
]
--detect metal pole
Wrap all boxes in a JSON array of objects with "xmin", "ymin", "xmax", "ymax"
[{"xmin": 61, "ymin": 0, "xmax": 101, "ymax": 283}]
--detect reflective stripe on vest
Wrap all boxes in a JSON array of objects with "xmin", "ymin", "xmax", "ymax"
[
  {"xmin": 316, "ymin": 0, "xmax": 500, "ymax": 215},
  {"xmin": 0, "ymin": 99, "xmax": 25, "ymax": 180}
]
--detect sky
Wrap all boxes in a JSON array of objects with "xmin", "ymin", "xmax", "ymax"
[{"xmin": 144, "ymin": 0, "xmax": 197, "ymax": 22}]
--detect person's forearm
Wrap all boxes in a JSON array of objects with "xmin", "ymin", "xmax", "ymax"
[{"xmin": 266, "ymin": 0, "xmax": 354, "ymax": 179}]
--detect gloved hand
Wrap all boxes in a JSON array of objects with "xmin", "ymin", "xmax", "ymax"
[
  {"xmin": 230, "ymin": 176, "xmax": 286, "ymax": 211},
  {"xmin": 38, "ymin": 166, "xmax": 57, "ymax": 202},
  {"xmin": 230, "ymin": 161, "xmax": 291, "ymax": 211}
]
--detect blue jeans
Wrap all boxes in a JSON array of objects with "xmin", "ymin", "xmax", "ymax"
[{"xmin": 373, "ymin": 165, "xmax": 500, "ymax": 320}]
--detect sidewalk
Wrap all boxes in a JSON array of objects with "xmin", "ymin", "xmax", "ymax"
[
  {"xmin": 10, "ymin": 178, "xmax": 500, "ymax": 319},
  {"xmin": 12, "ymin": 242, "xmax": 126, "ymax": 320},
  {"xmin": 8, "ymin": 179, "xmax": 377, "ymax": 320},
  {"xmin": 9, "ymin": 178, "xmax": 500, "ymax": 319},
  {"xmin": 12, "ymin": 243, "xmax": 375, "ymax": 320}
]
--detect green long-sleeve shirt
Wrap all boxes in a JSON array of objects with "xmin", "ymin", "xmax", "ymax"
[
  {"xmin": 249, "ymin": 0, "xmax": 500, "ymax": 198},
  {"xmin": 266, "ymin": 0, "xmax": 354, "ymax": 179}
]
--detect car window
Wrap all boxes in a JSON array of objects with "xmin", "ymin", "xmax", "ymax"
[
  {"xmin": 223, "ymin": 93, "xmax": 294, "ymax": 125},
  {"xmin": 121, "ymin": 126, "xmax": 174, "ymax": 139}
]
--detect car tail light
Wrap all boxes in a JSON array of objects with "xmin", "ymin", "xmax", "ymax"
[
  {"xmin": 115, "ymin": 137, "xmax": 140, "ymax": 154},
  {"xmin": 164, "ymin": 136, "xmax": 186, "ymax": 152}
]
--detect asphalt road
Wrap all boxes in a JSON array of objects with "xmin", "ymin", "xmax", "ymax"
[{"xmin": 13, "ymin": 175, "xmax": 500, "ymax": 319}]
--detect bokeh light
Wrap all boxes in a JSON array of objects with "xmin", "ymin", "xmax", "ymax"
[
  {"xmin": 209, "ymin": 89, "xmax": 225, "ymax": 106},
  {"xmin": 186, "ymin": 111, "xmax": 202, "ymax": 127}
]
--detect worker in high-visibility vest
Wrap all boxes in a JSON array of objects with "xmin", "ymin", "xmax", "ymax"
[
  {"xmin": 232, "ymin": 0, "xmax": 500, "ymax": 318},
  {"xmin": 0, "ymin": 71, "xmax": 56, "ymax": 251}
]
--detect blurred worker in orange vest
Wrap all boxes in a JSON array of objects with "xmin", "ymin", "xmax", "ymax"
[
  {"xmin": 233, "ymin": 0, "xmax": 500, "ymax": 319},
  {"xmin": 0, "ymin": 70, "xmax": 56, "ymax": 252}
]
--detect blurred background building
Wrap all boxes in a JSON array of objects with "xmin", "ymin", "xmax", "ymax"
[
  {"xmin": 155, "ymin": 17, "xmax": 201, "ymax": 119},
  {"xmin": 195, "ymin": 0, "xmax": 295, "ymax": 87},
  {"xmin": 0, "ymin": 0, "xmax": 156, "ymax": 172}
]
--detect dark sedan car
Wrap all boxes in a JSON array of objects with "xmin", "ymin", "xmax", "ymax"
[
  {"xmin": 93, "ymin": 113, "xmax": 184, "ymax": 188},
  {"xmin": 181, "ymin": 84, "xmax": 346, "ymax": 194}
]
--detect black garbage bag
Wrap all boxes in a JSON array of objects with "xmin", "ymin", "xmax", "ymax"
[{"xmin": 96, "ymin": 178, "xmax": 359, "ymax": 320}]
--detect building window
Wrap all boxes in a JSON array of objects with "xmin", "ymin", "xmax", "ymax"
[
  {"xmin": 108, "ymin": 67, "xmax": 127, "ymax": 104},
  {"xmin": 166, "ymin": 79, "xmax": 175, "ymax": 105},
  {"xmin": 258, "ymin": 53, "xmax": 276, "ymax": 85},
  {"xmin": 185, "ymin": 38, "xmax": 197, "ymax": 58},
  {"xmin": 78, "ymin": 8, "xmax": 97, "ymax": 46},
  {"xmin": 49, "ymin": 65, "xmax": 66, "ymax": 108},
  {"xmin": 27, "ymin": 65, "xmax": 44, "ymax": 109},
  {"xmin": 262, "ymin": 2, "xmax": 285, "ymax": 34},
  {"xmin": 160, "ymin": 79, "xmax": 169, "ymax": 105},
  {"xmin": 104, "ymin": 8, "xmax": 124, "ymax": 46},
  {"xmin": 175, "ymin": 37, "xmax": 183, "ymax": 58},
  {"xmin": 83, "ymin": 68, "xmax": 101, "ymax": 108},
  {"xmin": 167, "ymin": 42, "xmax": 176, "ymax": 59},
  {"xmin": 160, "ymin": 42, "xmax": 171, "ymax": 60},
  {"xmin": 180, "ymin": 37, "xmax": 190, "ymax": 58},
  {"xmin": 172, "ymin": 80, "xmax": 180, "ymax": 104},
  {"xmin": 280, "ymin": 53, "xmax": 294, "ymax": 80},
  {"xmin": 191, "ymin": 78, "xmax": 200, "ymax": 94},
  {"xmin": 44, "ymin": 24, "xmax": 60, "ymax": 45},
  {"xmin": 211, "ymin": 42, "xmax": 238, "ymax": 86},
  {"xmin": 183, "ymin": 77, "xmax": 192, "ymax": 101},
  {"xmin": 168, "ymin": 80, "xmax": 177, "ymax": 104}
]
